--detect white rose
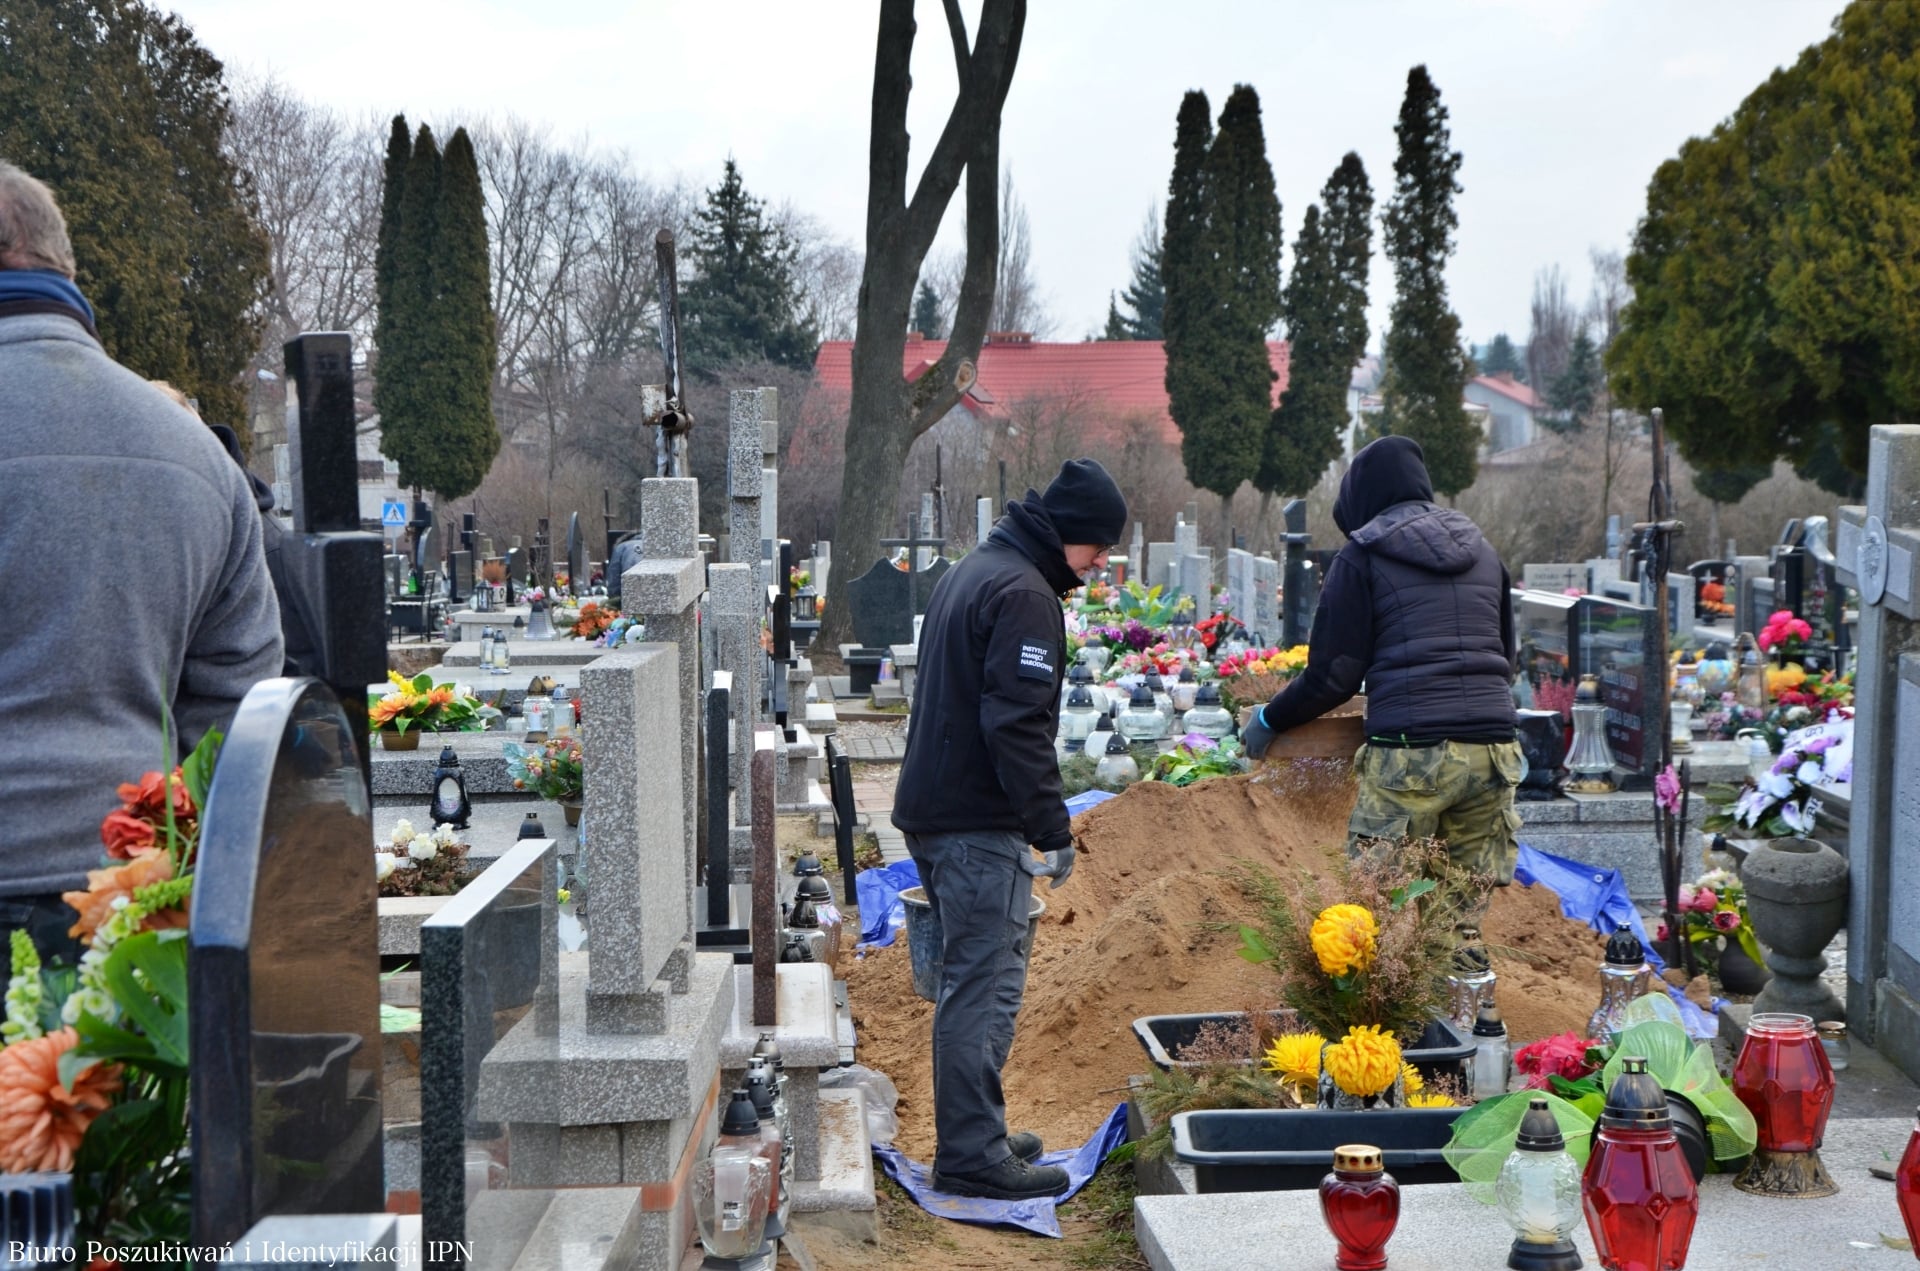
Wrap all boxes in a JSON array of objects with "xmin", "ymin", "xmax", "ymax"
[
  {"xmin": 433, "ymin": 823, "xmax": 459, "ymax": 848},
  {"xmin": 390, "ymin": 818, "xmax": 416, "ymax": 848},
  {"xmin": 409, "ymin": 833, "xmax": 438, "ymax": 862},
  {"xmin": 374, "ymin": 852, "xmax": 398, "ymax": 882}
]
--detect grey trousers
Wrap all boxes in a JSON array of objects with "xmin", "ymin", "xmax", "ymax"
[{"xmin": 905, "ymin": 828, "xmax": 1035, "ymax": 1177}]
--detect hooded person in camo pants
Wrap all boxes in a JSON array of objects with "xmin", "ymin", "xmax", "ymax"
[
  {"xmin": 1242, "ymin": 436, "xmax": 1524, "ymax": 885},
  {"xmin": 891, "ymin": 458, "xmax": 1128, "ymax": 1201}
]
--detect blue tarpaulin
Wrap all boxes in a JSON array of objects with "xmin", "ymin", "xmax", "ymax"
[
  {"xmin": 855, "ymin": 859, "xmax": 920, "ymax": 948},
  {"xmin": 1514, "ymin": 842, "xmax": 1720, "ymax": 1040},
  {"xmin": 1065, "ymin": 789, "xmax": 1117, "ymax": 817},
  {"xmin": 872, "ymin": 1102, "xmax": 1130, "ymax": 1237}
]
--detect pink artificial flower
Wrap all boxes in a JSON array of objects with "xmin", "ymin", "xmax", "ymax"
[
  {"xmin": 1654, "ymin": 764, "xmax": 1683, "ymax": 816},
  {"xmin": 1689, "ymin": 887, "xmax": 1718, "ymax": 913},
  {"xmin": 1655, "ymin": 921, "xmax": 1671, "ymax": 942},
  {"xmin": 1713, "ymin": 910, "xmax": 1741, "ymax": 932},
  {"xmin": 1513, "ymin": 1031, "xmax": 1598, "ymax": 1090},
  {"xmin": 1678, "ymin": 883, "xmax": 1697, "ymax": 909}
]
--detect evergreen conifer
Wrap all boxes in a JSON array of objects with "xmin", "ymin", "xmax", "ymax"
[
  {"xmin": 1548, "ymin": 328, "xmax": 1602, "ymax": 428},
  {"xmin": 1379, "ymin": 66, "xmax": 1477, "ymax": 496},
  {"xmin": 1262, "ymin": 153, "xmax": 1372, "ymax": 497},
  {"xmin": 1480, "ymin": 332, "xmax": 1524, "ymax": 381},
  {"xmin": 1102, "ymin": 294, "xmax": 1129, "ymax": 340},
  {"xmin": 1118, "ymin": 206, "xmax": 1164, "ymax": 339},
  {"xmin": 911, "ymin": 279, "xmax": 944, "ymax": 339},
  {"xmin": 681, "ymin": 159, "xmax": 817, "ymax": 372}
]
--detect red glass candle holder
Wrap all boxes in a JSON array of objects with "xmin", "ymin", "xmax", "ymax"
[
  {"xmin": 1583, "ymin": 1057, "xmax": 1698, "ymax": 1271},
  {"xmin": 1731, "ymin": 1012, "xmax": 1838, "ymax": 1197},
  {"xmin": 1319, "ymin": 1144, "xmax": 1400, "ymax": 1271},
  {"xmin": 1895, "ymin": 1107, "xmax": 1920, "ymax": 1257}
]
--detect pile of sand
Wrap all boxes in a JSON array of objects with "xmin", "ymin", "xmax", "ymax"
[{"xmin": 844, "ymin": 765, "xmax": 1606, "ymax": 1160}]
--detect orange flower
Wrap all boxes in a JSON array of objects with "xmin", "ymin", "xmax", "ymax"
[
  {"xmin": 61, "ymin": 849, "xmax": 176, "ymax": 942},
  {"xmin": 370, "ymin": 695, "xmax": 409, "ymax": 727},
  {"xmin": 427, "ymin": 686, "xmax": 454, "ymax": 707},
  {"xmin": 99, "ymin": 809, "xmax": 157, "ymax": 859},
  {"xmin": 115, "ymin": 769, "xmax": 194, "ymax": 826},
  {"xmin": 0, "ymin": 1028, "xmax": 122, "ymax": 1173}
]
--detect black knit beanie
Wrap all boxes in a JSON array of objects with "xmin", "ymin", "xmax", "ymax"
[{"xmin": 1040, "ymin": 459, "xmax": 1128, "ymax": 546}]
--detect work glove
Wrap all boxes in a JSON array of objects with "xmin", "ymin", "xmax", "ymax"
[
  {"xmin": 1036, "ymin": 845, "xmax": 1075, "ymax": 889},
  {"xmin": 1240, "ymin": 705, "xmax": 1278, "ymax": 760}
]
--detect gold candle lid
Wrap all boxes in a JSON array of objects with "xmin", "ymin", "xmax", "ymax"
[
  {"xmin": 1332, "ymin": 1144, "xmax": 1383, "ymax": 1173},
  {"xmin": 1817, "ymin": 1020, "xmax": 1848, "ymax": 1037}
]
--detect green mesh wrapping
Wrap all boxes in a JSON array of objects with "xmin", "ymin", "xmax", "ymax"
[
  {"xmin": 1600, "ymin": 1016, "xmax": 1757, "ymax": 1161},
  {"xmin": 1442, "ymin": 1092, "xmax": 1596, "ymax": 1205}
]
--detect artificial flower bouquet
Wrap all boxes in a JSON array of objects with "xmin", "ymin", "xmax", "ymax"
[
  {"xmin": 1213, "ymin": 644, "xmax": 1310, "ymax": 715},
  {"xmin": 572, "ymin": 600, "xmax": 615, "ymax": 642},
  {"xmin": 1702, "ymin": 719, "xmax": 1852, "ymax": 839},
  {"xmin": 504, "ymin": 736, "xmax": 585, "ymax": 803},
  {"xmin": 368, "ymin": 671, "xmax": 482, "ymax": 735},
  {"xmin": 1757, "ymin": 608, "xmax": 1812, "ymax": 658},
  {"xmin": 1699, "ymin": 579, "xmax": 1735, "ymax": 619},
  {"xmin": 1653, "ymin": 869, "xmax": 1762, "ymax": 969},
  {"xmin": 1144, "ymin": 735, "xmax": 1247, "ymax": 787},
  {"xmin": 374, "ymin": 818, "xmax": 473, "ymax": 898},
  {"xmin": 1, "ymin": 729, "xmax": 222, "ymax": 1252}
]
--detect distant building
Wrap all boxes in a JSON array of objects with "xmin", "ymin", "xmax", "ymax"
[{"xmin": 1464, "ymin": 372, "xmax": 1546, "ymax": 454}]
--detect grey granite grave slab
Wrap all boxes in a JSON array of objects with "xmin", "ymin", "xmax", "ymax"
[
  {"xmin": 729, "ymin": 389, "xmax": 772, "ymax": 593},
  {"xmin": 225, "ymin": 1214, "xmax": 400, "ymax": 1268},
  {"xmin": 751, "ymin": 731, "xmax": 779, "ymax": 1026},
  {"xmin": 788, "ymin": 1086, "xmax": 877, "ymax": 1241},
  {"xmin": 1179, "ymin": 552, "xmax": 1212, "ymax": 613},
  {"xmin": 443, "ymin": 640, "xmax": 605, "ymax": 667},
  {"xmin": 581, "ymin": 644, "xmax": 685, "ymax": 1033},
  {"xmin": 710, "ymin": 563, "xmax": 761, "ymax": 831},
  {"xmin": 1252, "ymin": 556, "xmax": 1280, "ymax": 641},
  {"xmin": 467, "ymin": 1185, "xmax": 646, "ymax": 1271},
  {"xmin": 1135, "ymin": 1115, "xmax": 1920, "ymax": 1271}
]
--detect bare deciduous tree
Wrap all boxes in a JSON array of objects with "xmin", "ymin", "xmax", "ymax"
[
  {"xmin": 989, "ymin": 166, "xmax": 1047, "ymax": 335},
  {"xmin": 1526, "ymin": 264, "xmax": 1577, "ymax": 401}
]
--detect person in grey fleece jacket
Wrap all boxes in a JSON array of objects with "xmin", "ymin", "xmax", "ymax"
[{"xmin": 0, "ymin": 160, "xmax": 284, "ymax": 955}]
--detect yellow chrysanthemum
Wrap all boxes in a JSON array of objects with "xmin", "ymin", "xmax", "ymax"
[
  {"xmin": 1309, "ymin": 904, "xmax": 1380, "ymax": 978},
  {"xmin": 1323, "ymin": 1024, "xmax": 1402, "ymax": 1098},
  {"xmin": 1407, "ymin": 1092, "xmax": 1457, "ymax": 1108},
  {"xmin": 1261, "ymin": 1032, "xmax": 1326, "ymax": 1088},
  {"xmin": 1400, "ymin": 1062, "xmax": 1423, "ymax": 1095},
  {"xmin": 1766, "ymin": 662, "xmax": 1807, "ymax": 696}
]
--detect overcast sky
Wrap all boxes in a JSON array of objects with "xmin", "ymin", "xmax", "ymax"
[{"xmin": 175, "ymin": 0, "xmax": 1845, "ymax": 348}]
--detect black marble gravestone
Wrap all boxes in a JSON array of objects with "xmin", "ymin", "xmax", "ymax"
[
  {"xmin": 846, "ymin": 559, "xmax": 915, "ymax": 651},
  {"xmin": 190, "ymin": 678, "xmax": 382, "ymax": 1251},
  {"xmin": 1575, "ymin": 595, "xmax": 1661, "ymax": 782},
  {"xmin": 1516, "ymin": 590, "xmax": 1581, "ymax": 691},
  {"xmin": 565, "ymin": 511, "xmax": 584, "ymax": 593},
  {"xmin": 449, "ymin": 550, "xmax": 474, "ymax": 605},
  {"xmin": 420, "ymin": 838, "xmax": 561, "ymax": 1262}
]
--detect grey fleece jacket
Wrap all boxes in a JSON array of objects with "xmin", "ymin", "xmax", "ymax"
[{"xmin": 0, "ymin": 312, "xmax": 284, "ymax": 897}]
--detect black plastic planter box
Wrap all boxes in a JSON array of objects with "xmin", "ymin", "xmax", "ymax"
[
  {"xmin": 1171, "ymin": 1105, "xmax": 1468, "ymax": 1192},
  {"xmin": 1132, "ymin": 1011, "xmax": 1475, "ymax": 1085}
]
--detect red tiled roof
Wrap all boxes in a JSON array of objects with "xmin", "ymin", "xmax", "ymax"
[
  {"xmin": 1471, "ymin": 373, "xmax": 1545, "ymax": 410},
  {"xmin": 808, "ymin": 335, "xmax": 1291, "ymax": 449}
]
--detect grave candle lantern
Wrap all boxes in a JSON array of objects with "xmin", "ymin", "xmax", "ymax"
[
  {"xmin": 521, "ymin": 688, "xmax": 554, "ymax": 744},
  {"xmin": 693, "ymin": 1091, "xmax": 774, "ymax": 1264},
  {"xmin": 1582, "ymin": 1057, "xmax": 1698, "ymax": 1271},
  {"xmin": 525, "ymin": 596, "xmax": 556, "ymax": 641},
  {"xmin": 1317, "ymin": 1144, "xmax": 1400, "ymax": 1271},
  {"xmin": 1171, "ymin": 665, "xmax": 1201, "ymax": 713},
  {"xmin": 1061, "ymin": 686, "xmax": 1101, "ymax": 750},
  {"xmin": 1447, "ymin": 925, "xmax": 1498, "ymax": 1031},
  {"xmin": 1586, "ymin": 931, "xmax": 1652, "ymax": 1042},
  {"xmin": 1895, "ymin": 1105, "xmax": 1920, "ymax": 1254},
  {"xmin": 1094, "ymin": 722, "xmax": 1139, "ymax": 786},
  {"xmin": 1565, "ymin": 675, "xmax": 1615, "ymax": 793},
  {"xmin": 1182, "ymin": 683, "xmax": 1235, "ymax": 739},
  {"xmin": 1731, "ymin": 1012, "xmax": 1838, "ymax": 1197},
  {"xmin": 1117, "ymin": 684, "xmax": 1168, "ymax": 742},
  {"xmin": 1472, "ymin": 1002, "xmax": 1512, "ymax": 1099},
  {"xmin": 428, "ymin": 746, "xmax": 470, "ymax": 830},
  {"xmin": 1498, "ymin": 1098, "xmax": 1585, "ymax": 1271}
]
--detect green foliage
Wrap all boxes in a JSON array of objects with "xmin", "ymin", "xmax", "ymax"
[
  {"xmin": 1135, "ymin": 1060, "xmax": 1292, "ymax": 1160},
  {"xmin": 1118, "ymin": 205, "xmax": 1165, "ymax": 340},
  {"xmin": 1112, "ymin": 580, "xmax": 1183, "ymax": 628},
  {"xmin": 1480, "ymin": 333, "xmax": 1525, "ymax": 381},
  {"xmin": 374, "ymin": 122, "xmax": 499, "ymax": 499},
  {"xmin": 911, "ymin": 278, "xmax": 944, "ymax": 339},
  {"xmin": 1379, "ymin": 66, "xmax": 1478, "ymax": 496},
  {"xmin": 1693, "ymin": 462, "xmax": 1773, "ymax": 506},
  {"xmin": 0, "ymin": 0, "xmax": 268, "ymax": 426},
  {"xmin": 1547, "ymin": 328, "xmax": 1602, "ymax": 426},
  {"xmin": 1102, "ymin": 293, "xmax": 1130, "ymax": 340},
  {"xmin": 1610, "ymin": 1, "xmax": 1920, "ymax": 486},
  {"xmin": 1162, "ymin": 90, "xmax": 1215, "ymax": 467},
  {"xmin": 1145, "ymin": 739, "xmax": 1247, "ymax": 787},
  {"xmin": 682, "ymin": 159, "xmax": 817, "ymax": 372},
  {"xmin": 1263, "ymin": 153, "xmax": 1373, "ymax": 496}
]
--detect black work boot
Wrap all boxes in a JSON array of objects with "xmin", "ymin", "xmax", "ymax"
[
  {"xmin": 1007, "ymin": 1131, "xmax": 1045, "ymax": 1162},
  {"xmin": 934, "ymin": 1155, "xmax": 1070, "ymax": 1200}
]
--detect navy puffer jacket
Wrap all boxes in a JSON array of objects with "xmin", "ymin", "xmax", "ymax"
[{"xmin": 1263, "ymin": 436, "xmax": 1516, "ymax": 743}]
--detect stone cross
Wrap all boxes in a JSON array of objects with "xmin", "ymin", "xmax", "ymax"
[
  {"xmin": 1836, "ymin": 425, "xmax": 1920, "ymax": 1068},
  {"xmin": 709, "ymin": 562, "xmax": 761, "ymax": 876},
  {"xmin": 761, "ymin": 397, "xmax": 779, "ymax": 565},
  {"xmin": 626, "ymin": 476, "xmax": 704, "ymax": 988},
  {"xmin": 1174, "ymin": 518, "xmax": 1200, "ymax": 562},
  {"xmin": 581, "ymin": 642, "xmax": 685, "ymax": 1034},
  {"xmin": 728, "ymin": 388, "xmax": 774, "ymax": 592}
]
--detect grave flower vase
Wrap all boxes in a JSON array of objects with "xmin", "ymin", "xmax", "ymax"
[
  {"xmin": 379, "ymin": 729, "xmax": 421, "ymax": 752},
  {"xmin": 1741, "ymin": 837, "xmax": 1847, "ymax": 1020},
  {"xmin": 1716, "ymin": 940, "xmax": 1771, "ymax": 996},
  {"xmin": 562, "ymin": 799, "xmax": 583, "ymax": 827}
]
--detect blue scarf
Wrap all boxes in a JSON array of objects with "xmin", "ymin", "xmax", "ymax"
[{"xmin": 0, "ymin": 268, "xmax": 96, "ymax": 331}]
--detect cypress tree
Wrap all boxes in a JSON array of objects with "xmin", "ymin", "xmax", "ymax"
[
  {"xmin": 1262, "ymin": 152, "xmax": 1373, "ymax": 497},
  {"xmin": 1118, "ymin": 206, "xmax": 1165, "ymax": 339},
  {"xmin": 681, "ymin": 159, "xmax": 817, "ymax": 371},
  {"xmin": 1174, "ymin": 85, "xmax": 1280, "ymax": 506},
  {"xmin": 911, "ymin": 278, "xmax": 944, "ymax": 339},
  {"xmin": 423, "ymin": 126, "xmax": 499, "ymax": 500},
  {"xmin": 372, "ymin": 114, "xmax": 411, "ymax": 430},
  {"xmin": 1379, "ymin": 66, "xmax": 1477, "ymax": 496},
  {"xmin": 1162, "ymin": 89, "xmax": 1214, "ymax": 448},
  {"xmin": 376, "ymin": 124, "xmax": 442, "ymax": 491}
]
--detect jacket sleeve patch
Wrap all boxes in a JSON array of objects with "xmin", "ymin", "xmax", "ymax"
[{"xmin": 1014, "ymin": 641, "xmax": 1055, "ymax": 681}]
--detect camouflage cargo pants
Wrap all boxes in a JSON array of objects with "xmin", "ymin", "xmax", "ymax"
[{"xmin": 1346, "ymin": 740, "xmax": 1526, "ymax": 885}]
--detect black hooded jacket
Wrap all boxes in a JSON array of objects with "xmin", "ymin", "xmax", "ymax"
[
  {"xmin": 1263, "ymin": 436, "xmax": 1516, "ymax": 743},
  {"xmin": 891, "ymin": 494, "xmax": 1080, "ymax": 856}
]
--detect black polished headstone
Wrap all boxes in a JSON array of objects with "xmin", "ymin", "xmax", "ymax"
[
  {"xmin": 284, "ymin": 334, "xmax": 358, "ymax": 534},
  {"xmin": 190, "ymin": 678, "xmax": 381, "ymax": 1252},
  {"xmin": 847, "ymin": 559, "xmax": 915, "ymax": 650},
  {"xmin": 420, "ymin": 838, "xmax": 560, "ymax": 1263},
  {"xmin": 917, "ymin": 557, "xmax": 951, "ymax": 615},
  {"xmin": 705, "ymin": 674, "xmax": 733, "ymax": 925},
  {"xmin": 1575, "ymin": 595, "xmax": 1662, "ymax": 781},
  {"xmin": 449, "ymin": 550, "xmax": 474, "ymax": 605},
  {"xmin": 827, "ymin": 737, "xmax": 858, "ymax": 907},
  {"xmin": 565, "ymin": 512, "xmax": 584, "ymax": 591},
  {"xmin": 1516, "ymin": 590, "xmax": 1581, "ymax": 689}
]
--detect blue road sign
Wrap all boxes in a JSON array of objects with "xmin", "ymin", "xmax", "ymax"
[{"xmin": 381, "ymin": 500, "xmax": 407, "ymax": 529}]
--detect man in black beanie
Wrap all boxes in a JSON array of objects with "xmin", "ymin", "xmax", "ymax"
[{"xmin": 893, "ymin": 457, "xmax": 1127, "ymax": 1200}]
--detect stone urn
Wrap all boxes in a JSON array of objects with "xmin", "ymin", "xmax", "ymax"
[{"xmin": 1741, "ymin": 836, "xmax": 1847, "ymax": 1021}]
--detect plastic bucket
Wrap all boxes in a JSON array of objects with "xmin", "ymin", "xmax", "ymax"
[{"xmin": 900, "ymin": 885, "xmax": 1046, "ymax": 1003}]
